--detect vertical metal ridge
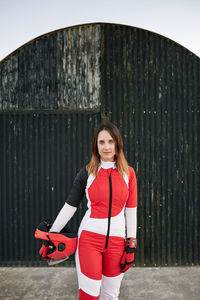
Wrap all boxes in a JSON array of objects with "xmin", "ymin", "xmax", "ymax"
[{"xmin": 1, "ymin": 115, "xmax": 7, "ymax": 261}]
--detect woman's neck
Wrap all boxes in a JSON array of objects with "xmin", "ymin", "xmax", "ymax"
[{"xmin": 100, "ymin": 160, "xmax": 116, "ymax": 169}]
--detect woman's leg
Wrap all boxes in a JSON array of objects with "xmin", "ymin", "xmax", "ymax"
[
  {"xmin": 76, "ymin": 230, "xmax": 105, "ymax": 299},
  {"xmin": 79, "ymin": 289, "xmax": 99, "ymax": 300},
  {"xmin": 100, "ymin": 236, "xmax": 125, "ymax": 300},
  {"xmin": 100, "ymin": 273, "xmax": 124, "ymax": 300}
]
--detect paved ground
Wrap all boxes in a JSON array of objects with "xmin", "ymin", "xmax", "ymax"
[{"xmin": 0, "ymin": 267, "xmax": 200, "ymax": 300}]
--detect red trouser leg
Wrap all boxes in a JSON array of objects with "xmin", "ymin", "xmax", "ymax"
[
  {"xmin": 76, "ymin": 230, "xmax": 125, "ymax": 299},
  {"xmin": 79, "ymin": 289, "xmax": 98, "ymax": 300}
]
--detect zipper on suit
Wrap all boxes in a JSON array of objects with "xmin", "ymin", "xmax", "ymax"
[{"xmin": 105, "ymin": 172, "xmax": 112, "ymax": 249}]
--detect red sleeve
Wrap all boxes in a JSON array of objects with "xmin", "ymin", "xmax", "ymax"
[{"xmin": 126, "ymin": 167, "xmax": 137, "ymax": 208}]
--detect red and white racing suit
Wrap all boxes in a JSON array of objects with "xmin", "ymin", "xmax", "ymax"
[{"xmin": 50, "ymin": 160, "xmax": 137, "ymax": 299}]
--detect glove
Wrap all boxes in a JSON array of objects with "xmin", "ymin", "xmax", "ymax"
[
  {"xmin": 39, "ymin": 244, "xmax": 49, "ymax": 258},
  {"xmin": 120, "ymin": 238, "xmax": 137, "ymax": 272},
  {"xmin": 39, "ymin": 240, "xmax": 55, "ymax": 260}
]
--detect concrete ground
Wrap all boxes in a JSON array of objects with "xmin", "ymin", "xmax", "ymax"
[{"xmin": 0, "ymin": 267, "xmax": 200, "ymax": 300}]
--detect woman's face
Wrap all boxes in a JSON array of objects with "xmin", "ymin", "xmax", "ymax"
[{"xmin": 97, "ymin": 130, "xmax": 116, "ymax": 162}]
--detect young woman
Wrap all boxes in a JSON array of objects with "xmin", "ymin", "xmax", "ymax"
[{"xmin": 49, "ymin": 121, "xmax": 138, "ymax": 299}]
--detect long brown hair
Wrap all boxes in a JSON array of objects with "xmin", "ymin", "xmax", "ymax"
[{"xmin": 86, "ymin": 122, "xmax": 129, "ymax": 177}]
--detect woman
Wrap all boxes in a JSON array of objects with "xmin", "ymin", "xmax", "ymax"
[{"xmin": 49, "ymin": 121, "xmax": 137, "ymax": 299}]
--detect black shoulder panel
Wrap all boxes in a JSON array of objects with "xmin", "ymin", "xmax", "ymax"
[{"xmin": 66, "ymin": 167, "xmax": 88, "ymax": 207}]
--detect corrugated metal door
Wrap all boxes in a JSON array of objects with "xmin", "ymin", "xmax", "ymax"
[
  {"xmin": 0, "ymin": 23, "xmax": 199, "ymax": 266},
  {"xmin": 0, "ymin": 111, "xmax": 101, "ymax": 266},
  {"xmin": 101, "ymin": 24, "xmax": 200, "ymax": 266}
]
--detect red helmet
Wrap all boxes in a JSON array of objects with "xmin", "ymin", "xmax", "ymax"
[{"xmin": 34, "ymin": 220, "xmax": 78, "ymax": 265}]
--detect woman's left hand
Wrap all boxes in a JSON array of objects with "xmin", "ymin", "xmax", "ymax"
[{"xmin": 120, "ymin": 238, "xmax": 137, "ymax": 272}]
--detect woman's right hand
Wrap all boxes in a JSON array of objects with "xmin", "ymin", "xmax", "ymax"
[{"xmin": 39, "ymin": 242, "xmax": 49, "ymax": 259}]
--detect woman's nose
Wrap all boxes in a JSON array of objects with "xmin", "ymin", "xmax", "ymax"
[{"xmin": 104, "ymin": 143, "xmax": 109, "ymax": 150}]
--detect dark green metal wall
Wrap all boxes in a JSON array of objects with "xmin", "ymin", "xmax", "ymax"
[
  {"xmin": 101, "ymin": 24, "xmax": 200, "ymax": 266},
  {"xmin": 0, "ymin": 23, "xmax": 199, "ymax": 266},
  {"xmin": 0, "ymin": 111, "xmax": 100, "ymax": 266}
]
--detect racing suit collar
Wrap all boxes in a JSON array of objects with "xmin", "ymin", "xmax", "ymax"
[{"xmin": 100, "ymin": 160, "xmax": 116, "ymax": 169}]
